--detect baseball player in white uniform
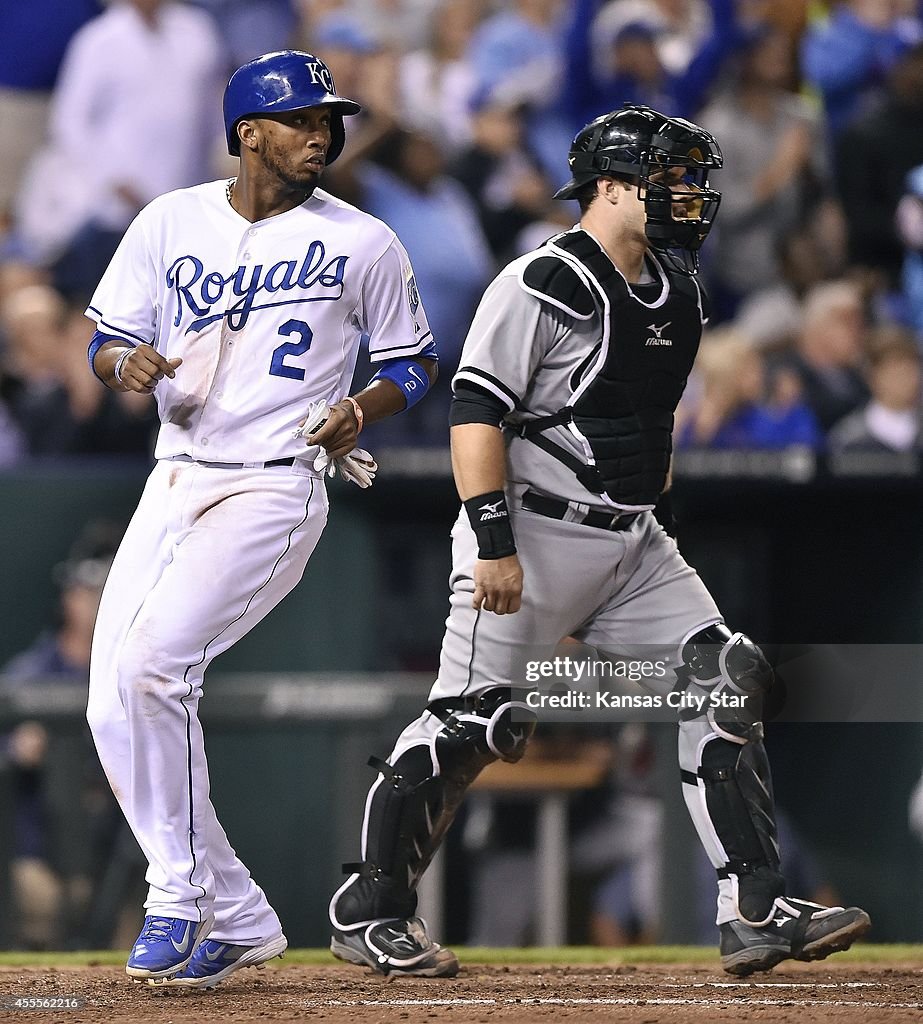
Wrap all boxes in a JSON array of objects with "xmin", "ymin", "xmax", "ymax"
[
  {"xmin": 85, "ymin": 51, "xmax": 437, "ymax": 987},
  {"xmin": 328, "ymin": 105, "xmax": 870, "ymax": 978}
]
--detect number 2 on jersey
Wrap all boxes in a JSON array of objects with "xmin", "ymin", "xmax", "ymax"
[{"xmin": 269, "ymin": 319, "xmax": 313, "ymax": 380}]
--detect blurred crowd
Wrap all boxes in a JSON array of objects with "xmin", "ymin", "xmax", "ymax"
[
  {"xmin": 1, "ymin": 0, "xmax": 923, "ymax": 459},
  {"xmin": 0, "ymin": 521, "xmax": 149, "ymax": 950},
  {"xmin": 464, "ymin": 723, "xmax": 841, "ymax": 947}
]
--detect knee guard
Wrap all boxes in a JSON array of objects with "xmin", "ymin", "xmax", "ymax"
[
  {"xmin": 330, "ymin": 688, "xmax": 536, "ymax": 930},
  {"xmin": 682, "ymin": 624, "xmax": 772, "ymax": 743},
  {"xmin": 678, "ymin": 624, "xmax": 784, "ymax": 925}
]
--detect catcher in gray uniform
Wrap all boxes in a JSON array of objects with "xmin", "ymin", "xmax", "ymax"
[{"xmin": 329, "ymin": 105, "xmax": 870, "ymax": 977}]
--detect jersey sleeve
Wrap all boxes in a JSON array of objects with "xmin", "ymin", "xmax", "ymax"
[
  {"xmin": 359, "ymin": 235, "xmax": 435, "ymax": 363},
  {"xmin": 84, "ymin": 208, "xmax": 159, "ymax": 344},
  {"xmin": 451, "ymin": 272, "xmax": 560, "ymax": 413}
]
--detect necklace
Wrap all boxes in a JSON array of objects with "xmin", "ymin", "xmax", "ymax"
[{"xmin": 226, "ymin": 178, "xmax": 236, "ymax": 207}]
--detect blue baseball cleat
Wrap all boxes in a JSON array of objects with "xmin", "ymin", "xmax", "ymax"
[
  {"xmin": 125, "ymin": 914, "xmax": 214, "ymax": 980},
  {"xmin": 149, "ymin": 933, "xmax": 288, "ymax": 989}
]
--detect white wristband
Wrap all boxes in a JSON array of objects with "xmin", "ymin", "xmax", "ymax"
[{"xmin": 113, "ymin": 348, "xmax": 133, "ymax": 385}]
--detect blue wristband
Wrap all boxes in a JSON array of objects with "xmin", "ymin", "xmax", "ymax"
[
  {"xmin": 88, "ymin": 330, "xmax": 134, "ymax": 383},
  {"xmin": 371, "ymin": 358, "xmax": 432, "ymax": 410}
]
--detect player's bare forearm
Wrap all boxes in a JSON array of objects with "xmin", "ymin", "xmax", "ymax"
[
  {"xmin": 450, "ymin": 422, "xmax": 507, "ymax": 499},
  {"xmin": 93, "ymin": 340, "xmax": 182, "ymax": 393},
  {"xmin": 307, "ymin": 358, "xmax": 437, "ymax": 457},
  {"xmin": 92, "ymin": 340, "xmax": 133, "ymax": 391},
  {"xmin": 451, "ymin": 422, "xmax": 523, "ymax": 615}
]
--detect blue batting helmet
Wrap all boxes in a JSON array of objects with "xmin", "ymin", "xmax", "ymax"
[{"xmin": 223, "ymin": 50, "xmax": 361, "ymax": 161}]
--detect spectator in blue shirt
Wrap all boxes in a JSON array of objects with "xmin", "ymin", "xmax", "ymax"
[
  {"xmin": 801, "ymin": 0, "xmax": 922, "ymax": 141},
  {"xmin": 677, "ymin": 328, "xmax": 822, "ymax": 449},
  {"xmin": 464, "ymin": 0, "xmax": 573, "ymax": 188},
  {"xmin": 466, "ymin": 0, "xmax": 563, "ymax": 104},
  {"xmin": 351, "ymin": 129, "xmax": 494, "ymax": 444},
  {"xmin": 562, "ymin": 0, "xmax": 744, "ymax": 132},
  {"xmin": 360, "ymin": 130, "xmax": 494, "ymax": 369}
]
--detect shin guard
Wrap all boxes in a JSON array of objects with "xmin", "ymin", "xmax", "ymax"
[
  {"xmin": 678, "ymin": 624, "xmax": 784, "ymax": 925},
  {"xmin": 330, "ymin": 688, "xmax": 535, "ymax": 930}
]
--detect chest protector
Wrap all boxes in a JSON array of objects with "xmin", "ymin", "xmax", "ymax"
[{"xmin": 516, "ymin": 229, "xmax": 706, "ymax": 508}]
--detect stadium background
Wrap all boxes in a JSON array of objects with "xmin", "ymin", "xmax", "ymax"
[{"xmin": 1, "ymin": 0, "xmax": 923, "ymax": 957}]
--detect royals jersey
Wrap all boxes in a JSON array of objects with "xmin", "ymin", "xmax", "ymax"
[{"xmin": 86, "ymin": 181, "xmax": 433, "ymax": 463}]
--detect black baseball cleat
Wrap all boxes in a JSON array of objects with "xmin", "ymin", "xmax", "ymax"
[
  {"xmin": 720, "ymin": 897, "xmax": 871, "ymax": 976},
  {"xmin": 330, "ymin": 916, "xmax": 460, "ymax": 977}
]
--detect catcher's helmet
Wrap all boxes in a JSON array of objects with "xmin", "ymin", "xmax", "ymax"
[
  {"xmin": 223, "ymin": 50, "xmax": 361, "ymax": 162},
  {"xmin": 554, "ymin": 104, "xmax": 722, "ymax": 273}
]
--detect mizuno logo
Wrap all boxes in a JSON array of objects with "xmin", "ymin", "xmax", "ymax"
[
  {"xmin": 774, "ymin": 914, "xmax": 794, "ymax": 927},
  {"xmin": 645, "ymin": 322, "xmax": 673, "ymax": 347},
  {"xmin": 170, "ymin": 923, "xmax": 193, "ymax": 954},
  {"xmin": 384, "ymin": 929, "xmax": 419, "ymax": 955},
  {"xmin": 478, "ymin": 500, "xmax": 507, "ymax": 522}
]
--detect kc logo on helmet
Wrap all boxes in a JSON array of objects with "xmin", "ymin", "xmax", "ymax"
[{"xmin": 305, "ymin": 60, "xmax": 334, "ymax": 92}]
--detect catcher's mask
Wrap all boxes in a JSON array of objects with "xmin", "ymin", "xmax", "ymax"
[
  {"xmin": 223, "ymin": 50, "xmax": 361, "ymax": 163},
  {"xmin": 554, "ymin": 104, "xmax": 723, "ymax": 275}
]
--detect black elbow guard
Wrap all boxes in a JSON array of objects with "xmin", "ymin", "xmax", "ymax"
[{"xmin": 450, "ymin": 384, "xmax": 507, "ymax": 427}]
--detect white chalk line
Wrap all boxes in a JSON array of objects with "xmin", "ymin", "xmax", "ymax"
[
  {"xmin": 310, "ymin": 994, "xmax": 922, "ymax": 1010},
  {"xmin": 681, "ymin": 981, "xmax": 877, "ymax": 988}
]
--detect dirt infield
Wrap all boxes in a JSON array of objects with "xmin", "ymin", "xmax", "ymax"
[{"xmin": 2, "ymin": 961, "xmax": 921, "ymax": 1024}]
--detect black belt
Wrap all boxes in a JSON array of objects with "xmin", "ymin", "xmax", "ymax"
[
  {"xmin": 170, "ymin": 455, "xmax": 295, "ymax": 469},
  {"xmin": 521, "ymin": 489, "xmax": 640, "ymax": 531}
]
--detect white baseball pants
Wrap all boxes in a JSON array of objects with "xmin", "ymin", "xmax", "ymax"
[{"xmin": 87, "ymin": 459, "xmax": 327, "ymax": 943}]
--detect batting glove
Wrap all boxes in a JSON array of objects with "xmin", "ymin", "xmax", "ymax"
[
  {"xmin": 294, "ymin": 400, "xmax": 377, "ymax": 487},
  {"xmin": 314, "ymin": 447, "xmax": 378, "ymax": 488},
  {"xmin": 293, "ymin": 399, "xmax": 329, "ymax": 440}
]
